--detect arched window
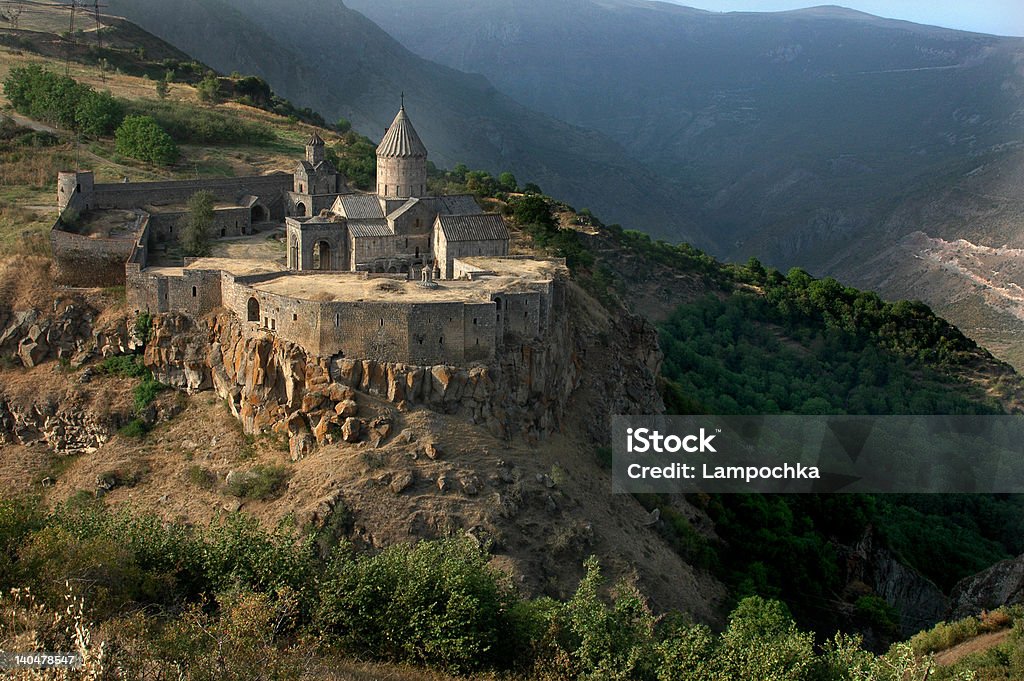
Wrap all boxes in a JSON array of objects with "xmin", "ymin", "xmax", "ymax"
[
  {"xmin": 247, "ymin": 297, "xmax": 260, "ymax": 322},
  {"xmin": 191, "ymin": 286, "xmax": 197, "ymax": 298}
]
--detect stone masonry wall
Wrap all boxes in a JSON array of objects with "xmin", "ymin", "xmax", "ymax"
[{"xmin": 92, "ymin": 174, "xmax": 291, "ymax": 210}]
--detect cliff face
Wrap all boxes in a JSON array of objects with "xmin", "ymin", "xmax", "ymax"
[
  {"xmin": 143, "ymin": 281, "xmax": 664, "ymax": 455},
  {"xmin": 839, "ymin": 529, "xmax": 949, "ymax": 638},
  {"xmin": 950, "ymin": 554, "xmax": 1024, "ymax": 619},
  {"xmin": 0, "ymin": 296, "xmax": 145, "ymax": 454}
]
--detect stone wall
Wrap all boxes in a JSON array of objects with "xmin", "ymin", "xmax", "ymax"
[
  {"xmin": 440, "ymin": 238, "xmax": 510, "ymax": 279},
  {"xmin": 50, "ymin": 200, "xmax": 144, "ymax": 287},
  {"xmin": 91, "ymin": 174, "xmax": 291, "ymax": 212},
  {"xmin": 142, "ymin": 276, "xmax": 664, "ymax": 449},
  {"xmin": 147, "ymin": 205, "xmax": 252, "ymax": 242},
  {"xmin": 286, "ymin": 218, "xmax": 345, "ymax": 270}
]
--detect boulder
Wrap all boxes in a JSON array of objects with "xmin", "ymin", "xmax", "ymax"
[
  {"xmin": 334, "ymin": 399, "xmax": 358, "ymax": 418},
  {"xmin": 341, "ymin": 417, "xmax": 361, "ymax": 443},
  {"xmin": 390, "ymin": 470, "xmax": 415, "ymax": 494}
]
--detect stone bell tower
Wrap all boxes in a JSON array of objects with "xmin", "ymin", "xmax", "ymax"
[
  {"xmin": 376, "ymin": 99, "xmax": 428, "ymax": 199},
  {"xmin": 305, "ymin": 131, "xmax": 325, "ymax": 165}
]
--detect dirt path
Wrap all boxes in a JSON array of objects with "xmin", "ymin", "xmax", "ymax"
[
  {"xmin": 7, "ymin": 112, "xmax": 59, "ymax": 134},
  {"xmin": 933, "ymin": 629, "xmax": 1012, "ymax": 667}
]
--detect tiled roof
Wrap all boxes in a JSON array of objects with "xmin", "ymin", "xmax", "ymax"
[
  {"xmin": 436, "ymin": 213, "xmax": 509, "ymax": 242},
  {"xmin": 334, "ymin": 194, "xmax": 384, "ymax": 219},
  {"xmin": 347, "ymin": 220, "xmax": 393, "ymax": 238},
  {"xmin": 376, "ymin": 106, "xmax": 428, "ymax": 158}
]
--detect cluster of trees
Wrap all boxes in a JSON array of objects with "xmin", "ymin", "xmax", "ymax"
[
  {"xmin": 510, "ymin": 193, "xmax": 594, "ymax": 270},
  {"xmin": 324, "ymin": 131, "xmax": 377, "ymax": 190},
  {"xmin": 659, "ymin": 257, "xmax": 1001, "ymax": 418},
  {"xmin": 0, "ymin": 496, "xmax": 980, "ymax": 680},
  {"xmin": 3, "ymin": 64, "xmax": 123, "ymax": 137},
  {"xmin": 652, "ymin": 257, "xmax": 1022, "ymax": 637}
]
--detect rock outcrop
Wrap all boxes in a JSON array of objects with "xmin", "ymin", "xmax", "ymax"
[
  {"xmin": 950, "ymin": 554, "xmax": 1024, "ymax": 619},
  {"xmin": 0, "ymin": 390, "xmax": 115, "ymax": 454},
  {"xmin": 143, "ymin": 280, "xmax": 663, "ymax": 450},
  {"xmin": 839, "ymin": 528, "xmax": 949, "ymax": 637}
]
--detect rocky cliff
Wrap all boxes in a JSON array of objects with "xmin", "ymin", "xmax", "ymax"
[
  {"xmin": 839, "ymin": 528, "xmax": 949, "ymax": 638},
  {"xmin": 950, "ymin": 554, "xmax": 1024, "ymax": 619},
  {"xmin": 0, "ymin": 295, "xmax": 144, "ymax": 454},
  {"xmin": 143, "ymin": 280, "xmax": 664, "ymax": 456}
]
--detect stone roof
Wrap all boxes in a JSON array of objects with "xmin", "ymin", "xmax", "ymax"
[
  {"xmin": 436, "ymin": 213, "xmax": 509, "ymax": 242},
  {"xmin": 347, "ymin": 219, "xmax": 393, "ymax": 238},
  {"xmin": 430, "ymin": 194, "xmax": 484, "ymax": 216},
  {"xmin": 296, "ymin": 159, "xmax": 337, "ymax": 175},
  {"xmin": 334, "ymin": 194, "xmax": 385, "ymax": 219},
  {"xmin": 306, "ymin": 131, "xmax": 325, "ymax": 146},
  {"xmin": 386, "ymin": 197, "xmax": 420, "ymax": 221},
  {"xmin": 376, "ymin": 106, "xmax": 428, "ymax": 159}
]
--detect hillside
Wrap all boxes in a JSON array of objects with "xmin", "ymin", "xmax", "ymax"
[
  {"xmin": 99, "ymin": 0, "xmax": 699, "ymax": 247},
  {"xmin": 348, "ymin": 0, "xmax": 1024, "ymax": 370},
  {"xmin": 3, "ymin": 9, "xmax": 1024, "ymax": 678}
]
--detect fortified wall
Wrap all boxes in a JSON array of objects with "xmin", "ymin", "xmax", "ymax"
[
  {"xmin": 51, "ymin": 171, "xmax": 292, "ymax": 286},
  {"xmin": 128, "ymin": 256, "xmax": 563, "ymax": 367}
]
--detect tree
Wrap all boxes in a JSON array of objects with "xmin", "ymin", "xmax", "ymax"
[
  {"xmin": 196, "ymin": 71, "xmax": 221, "ymax": 103},
  {"xmin": 335, "ymin": 117, "xmax": 352, "ymax": 134},
  {"xmin": 498, "ymin": 171, "xmax": 517, "ymax": 192},
  {"xmin": 181, "ymin": 190, "xmax": 215, "ymax": 257},
  {"xmin": 522, "ymin": 182, "xmax": 543, "ymax": 194},
  {"xmin": 115, "ymin": 115, "xmax": 178, "ymax": 165},
  {"xmin": 155, "ymin": 78, "xmax": 169, "ymax": 99},
  {"xmin": 75, "ymin": 90, "xmax": 124, "ymax": 137}
]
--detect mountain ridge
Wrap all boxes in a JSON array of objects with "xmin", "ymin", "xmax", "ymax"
[{"xmin": 104, "ymin": 0, "xmax": 702, "ymax": 245}]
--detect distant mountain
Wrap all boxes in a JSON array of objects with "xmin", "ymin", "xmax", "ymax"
[
  {"xmin": 347, "ymin": 0, "xmax": 1024, "ymax": 366},
  {"xmin": 103, "ymin": 0, "xmax": 698, "ymax": 242},
  {"xmin": 349, "ymin": 1, "xmax": 1023, "ymax": 252}
]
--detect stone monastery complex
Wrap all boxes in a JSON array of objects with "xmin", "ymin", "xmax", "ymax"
[{"xmin": 50, "ymin": 105, "xmax": 566, "ymax": 366}]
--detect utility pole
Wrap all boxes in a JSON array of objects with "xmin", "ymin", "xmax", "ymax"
[{"xmin": 65, "ymin": 0, "xmax": 76, "ymax": 76}]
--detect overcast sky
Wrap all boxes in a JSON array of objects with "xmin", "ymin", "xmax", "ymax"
[{"xmin": 671, "ymin": 1, "xmax": 1024, "ymax": 36}]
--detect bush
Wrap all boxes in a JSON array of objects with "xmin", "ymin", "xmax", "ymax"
[
  {"xmin": 133, "ymin": 375, "xmax": 165, "ymax": 412},
  {"xmin": 74, "ymin": 89, "xmax": 124, "ymax": 137},
  {"xmin": 187, "ymin": 465, "xmax": 216, "ymax": 490},
  {"xmin": 119, "ymin": 418, "xmax": 149, "ymax": 438},
  {"xmin": 315, "ymin": 537, "xmax": 519, "ymax": 673},
  {"xmin": 127, "ymin": 99, "xmax": 274, "ymax": 144},
  {"xmin": 99, "ymin": 354, "xmax": 148, "ymax": 378},
  {"xmin": 225, "ymin": 465, "xmax": 289, "ymax": 500},
  {"xmin": 115, "ymin": 115, "xmax": 179, "ymax": 165}
]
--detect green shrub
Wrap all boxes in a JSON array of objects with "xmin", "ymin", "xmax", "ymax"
[
  {"xmin": 119, "ymin": 418, "xmax": 149, "ymax": 438},
  {"xmin": 133, "ymin": 375, "xmax": 165, "ymax": 413},
  {"xmin": 99, "ymin": 354, "xmax": 147, "ymax": 378},
  {"xmin": 115, "ymin": 114, "xmax": 179, "ymax": 165},
  {"xmin": 315, "ymin": 536, "xmax": 519, "ymax": 673},
  {"xmin": 186, "ymin": 465, "xmax": 216, "ymax": 490},
  {"xmin": 181, "ymin": 190, "xmax": 214, "ymax": 257},
  {"xmin": 126, "ymin": 99, "xmax": 273, "ymax": 144},
  {"xmin": 225, "ymin": 465, "xmax": 289, "ymax": 500}
]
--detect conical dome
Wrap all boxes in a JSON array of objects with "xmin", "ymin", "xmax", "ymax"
[
  {"xmin": 306, "ymin": 131, "xmax": 325, "ymax": 147},
  {"xmin": 377, "ymin": 106, "xmax": 427, "ymax": 159}
]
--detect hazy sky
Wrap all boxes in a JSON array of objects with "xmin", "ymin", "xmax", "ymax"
[{"xmin": 671, "ymin": 1, "xmax": 1024, "ymax": 36}]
